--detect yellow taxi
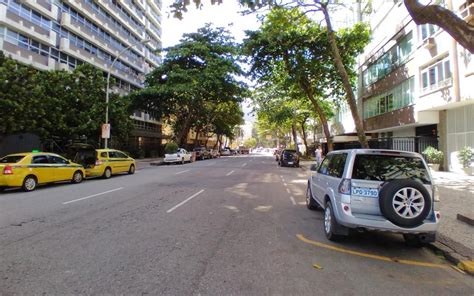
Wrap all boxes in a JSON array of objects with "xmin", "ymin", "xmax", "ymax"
[
  {"xmin": 0, "ymin": 152, "xmax": 85, "ymax": 192},
  {"xmin": 75, "ymin": 149, "xmax": 136, "ymax": 178}
]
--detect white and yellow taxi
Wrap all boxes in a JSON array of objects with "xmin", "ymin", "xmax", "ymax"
[
  {"xmin": 0, "ymin": 152, "xmax": 85, "ymax": 192},
  {"xmin": 78, "ymin": 149, "xmax": 136, "ymax": 178}
]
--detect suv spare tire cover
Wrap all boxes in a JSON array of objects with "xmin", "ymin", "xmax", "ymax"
[{"xmin": 378, "ymin": 179, "xmax": 432, "ymax": 228}]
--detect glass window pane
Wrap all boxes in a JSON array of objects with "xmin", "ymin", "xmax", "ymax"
[{"xmin": 444, "ymin": 60, "xmax": 451, "ymax": 78}]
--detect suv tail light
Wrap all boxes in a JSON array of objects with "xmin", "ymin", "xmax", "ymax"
[
  {"xmin": 95, "ymin": 160, "xmax": 103, "ymax": 166},
  {"xmin": 338, "ymin": 179, "xmax": 351, "ymax": 195},
  {"xmin": 3, "ymin": 165, "xmax": 13, "ymax": 175}
]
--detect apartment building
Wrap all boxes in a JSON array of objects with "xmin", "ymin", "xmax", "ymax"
[
  {"xmin": 0, "ymin": 0, "xmax": 163, "ymax": 154},
  {"xmin": 334, "ymin": 0, "xmax": 473, "ymax": 172}
]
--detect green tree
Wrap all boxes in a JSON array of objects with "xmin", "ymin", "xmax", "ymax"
[
  {"xmin": 131, "ymin": 25, "xmax": 248, "ymax": 146},
  {"xmin": 0, "ymin": 52, "xmax": 132, "ymax": 147},
  {"xmin": 244, "ymin": 7, "xmax": 367, "ymax": 151},
  {"xmin": 244, "ymin": 137, "xmax": 257, "ymax": 148}
]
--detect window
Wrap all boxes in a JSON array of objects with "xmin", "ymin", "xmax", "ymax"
[
  {"xmin": 32, "ymin": 155, "xmax": 50, "ymax": 164},
  {"xmin": 327, "ymin": 154, "xmax": 347, "ymax": 178},
  {"xmin": 318, "ymin": 155, "xmax": 333, "ymax": 175},
  {"xmin": 420, "ymin": 57, "xmax": 452, "ymax": 93},
  {"xmin": 363, "ymin": 77, "xmax": 414, "ymax": 119},
  {"xmin": 352, "ymin": 154, "xmax": 430, "ymax": 184},
  {"xmin": 49, "ymin": 156, "xmax": 68, "ymax": 164},
  {"xmin": 420, "ymin": 24, "xmax": 438, "ymax": 41}
]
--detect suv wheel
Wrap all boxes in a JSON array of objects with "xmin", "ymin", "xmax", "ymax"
[
  {"xmin": 306, "ymin": 186, "xmax": 319, "ymax": 210},
  {"xmin": 324, "ymin": 202, "xmax": 342, "ymax": 241},
  {"xmin": 379, "ymin": 180, "xmax": 431, "ymax": 228}
]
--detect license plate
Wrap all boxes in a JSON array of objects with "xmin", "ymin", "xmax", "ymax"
[
  {"xmin": 288, "ymin": 162, "xmax": 293, "ymax": 165},
  {"xmin": 351, "ymin": 187, "xmax": 379, "ymax": 198}
]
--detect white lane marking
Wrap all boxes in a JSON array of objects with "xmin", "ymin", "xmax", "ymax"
[
  {"xmin": 166, "ymin": 189, "xmax": 205, "ymax": 213},
  {"xmin": 283, "ymin": 183, "xmax": 287, "ymax": 187},
  {"xmin": 175, "ymin": 169, "xmax": 190, "ymax": 175},
  {"xmin": 289, "ymin": 196, "xmax": 297, "ymax": 205},
  {"xmin": 205, "ymin": 162, "xmax": 216, "ymax": 166},
  {"xmin": 242, "ymin": 163, "xmax": 247, "ymax": 167},
  {"xmin": 286, "ymin": 188, "xmax": 291, "ymax": 194},
  {"xmin": 63, "ymin": 187, "xmax": 124, "ymax": 205},
  {"xmin": 226, "ymin": 170, "xmax": 235, "ymax": 176},
  {"xmin": 280, "ymin": 175, "xmax": 285, "ymax": 181}
]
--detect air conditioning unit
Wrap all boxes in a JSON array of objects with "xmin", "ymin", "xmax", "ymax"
[
  {"xmin": 460, "ymin": 1, "xmax": 474, "ymax": 24},
  {"xmin": 423, "ymin": 37, "xmax": 436, "ymax": 49}
]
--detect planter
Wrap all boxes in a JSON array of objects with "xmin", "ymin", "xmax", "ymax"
[
  {"xmin": 428, "ymin": 163, "xmax": 440, "ymax": 171},
  {"xmin": 463, "ymin": 167, "xmax": 474, "ymax": 176}
]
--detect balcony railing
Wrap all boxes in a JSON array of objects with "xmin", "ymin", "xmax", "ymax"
[{"xmin": 334, "ymin": 136, "xmax": 439, "ymax": 155}]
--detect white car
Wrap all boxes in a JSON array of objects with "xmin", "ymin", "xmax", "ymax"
[
  {"xmin": 220, "ymin": 149, "xmax": 231, "ymax": 156},
  {"xmin": 164, "ymin": 148, "xmax": 192, "ymax": 164}
]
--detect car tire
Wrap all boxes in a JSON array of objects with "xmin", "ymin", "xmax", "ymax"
[
  {"xmin": 324, "ymin": 202, "xmax": 343, "ymax": 241},
  {"xmin": 306, "ymin": 186, "xmax": 319, "ymax": 210},
  {"xmin": 379, "ymin": 180, "xmax": 431, "ymax": 228},
  {"xmin": 71, "ymin": 171, "xmax": 83, "ymax": 184},
  {"xmin": 22, "ymin": 175, "xmax": 37, "ymax": 192},
  {"xmin": 128, "ymin": 164, "xmax": 135, "ymax": 174},
  {"xmin": 103, "ymin": 167, "xmax": 112, "ymax": 179},
  {"xmin": 0, "ymin": 186, "xmax": 5, "ymax": 192},
  {"xmin": 294, "ymin": 163, "xmax": 299, "ymax": 168},
  {"xmin": 181, "ymin": 158, "xmax": 185, "ymax": 165}
]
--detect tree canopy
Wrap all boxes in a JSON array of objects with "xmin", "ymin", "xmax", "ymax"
[
  {"xmin": 0, "ymin": 52, "xmax": 132, "ymax": 147},
  {"xmin": 131, "ymin": 25, "xmax": 248, "ymax": 146}
]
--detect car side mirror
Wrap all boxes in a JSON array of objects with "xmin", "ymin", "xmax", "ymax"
[{"xmin": 310, "ymin": 164, "xmax": 319, "ymax": 171}]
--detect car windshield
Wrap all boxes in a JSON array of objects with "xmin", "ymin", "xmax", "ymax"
[
  {"xmin": 352, "ymin": 154, "xmax": 431, "ymax": 184},
  {"xmin": 0, "ymin": 155, "xmax": 26, "ymax": 163}
]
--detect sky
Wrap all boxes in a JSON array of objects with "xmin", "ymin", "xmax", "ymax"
[
  {"xmin": 161, "ymin": 0, "xmax": 263, "ymax": 48},
  {"xmin": 161, "ymin": 0, "xmax": 262, "ymax": 139}
]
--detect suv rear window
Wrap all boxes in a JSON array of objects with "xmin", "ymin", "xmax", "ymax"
[
  {"xmin": 0, "ymin": 155, "xmax": 26, "ymax": 163},
  {"xmin": 352, "ymin": 154, "xmax": 430, "ymax": 184}
]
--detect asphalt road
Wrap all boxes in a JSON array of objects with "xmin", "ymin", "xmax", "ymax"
[{"xmin": 0, "ymin": 154, "xmax": 472, "ymax": 295}]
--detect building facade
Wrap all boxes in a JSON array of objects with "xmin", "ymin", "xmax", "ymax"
[
  {"xmin": 334, "ymin": 0, "xmax": 473, "ymax": 172},
  {"xmin": 0, "ymin": 0, "xmax": 163, "ymax": 155}
]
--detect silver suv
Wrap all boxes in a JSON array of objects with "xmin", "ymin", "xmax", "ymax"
[{"xmin": 306, "ymin": 149, "xmax": 440, "ymax": 245}]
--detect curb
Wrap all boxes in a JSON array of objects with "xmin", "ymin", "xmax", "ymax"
[
  {"xmin": 427, "ymin": 240, "xmax": 474, "ymax": 275},
  {"xmin": 457, "ymin": 213, "xmax": 474, "ymax": 226}
]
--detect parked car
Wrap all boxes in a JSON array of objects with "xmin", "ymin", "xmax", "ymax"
[
  {"xmin": 278, "ymin": 149, "xmax": 299, "ymax": 167},
  {"xmin": 72, "ymin": 148, "xmax": 136, "ymax": 179},
  {"xmin": 193, "ymin": 147, "xmax": 210, "ymax": 160},
  {"xmin": 0, "ymin": 152, "xmax": 85, "ymax": 192},
  {"xmin": 220, "ymin": 149, "xmax": 231, "ymax": 156},
  {"xmin": 209, "ymin": 149, "xmax": 220, "ymax": 158},
  {"xmin": 164, "ymin": 148, "xmax": 192, "ymax": 164},
  {"xmin": 306, "ymin": 149, "xmax": 440, "ymax": 245}
]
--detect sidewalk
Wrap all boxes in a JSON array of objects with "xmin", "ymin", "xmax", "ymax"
[{"xmin": 299, "ymin": 159, "xmax": 474, "ymax": 273}]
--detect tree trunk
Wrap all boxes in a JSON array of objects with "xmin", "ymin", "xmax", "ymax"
[
  {"xmin": 301, "ymin": 83, "xmax": 334, "ymax": 152},
  {"xmin": 300, "ymin": 120, "xmax": 309, "ymax": 157},
  {"xmin": 176, "ymin": 112, "xmax": 192, "ymax": 147},
  {"xmin": 291, "ymin": 121, "xmax": 299, "ymax": 154},
  {"xmin": 194, "ymin": 127, "xmax": 201, "ymax": 146},
  {"xmin": 404, "ymin": 0, "xmax": 474, "ymax": 53},
  {"xmin": 321, "ymin": 3, "xmax": 369, "ymax": 149}
]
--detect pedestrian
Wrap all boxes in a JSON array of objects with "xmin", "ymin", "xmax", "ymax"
[{"xmin": 315, "ymin": 145, "xmax": 322, "ymax": 166}]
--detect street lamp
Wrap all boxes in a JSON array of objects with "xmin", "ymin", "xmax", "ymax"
[{"xmin": 104, "ymin": 39, "xmax": 150, "ymax": 148}]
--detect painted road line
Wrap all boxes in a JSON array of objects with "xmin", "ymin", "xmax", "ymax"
[
  {"xmin": 242, "ymin": 163, "xmax": 247, "ymax": 167},
  {"xmin": 280, "ymin": 175, "xmax": 285, "ymax": 181},
  {"xmin": 283, "ymin": 183, "xmax": 287, "ymax": 187},
  {"xmin": 286, "ymin": 188, "xmax": 291, "ymax": 194},
  {"xmin": 289, "ymin": 196, "xmax": 296, "ymax": 205},
  {"xmin": 167, "ymin": 189, "xmax": 205, "ymax": 213},
  {"xmin": 63, "ymin": 187, "xmax": 124, "ymax": 205},
  {"xmin": 205, "ymin": 162, "xmax": 216, "ymax": 166},
  {"xmin": 226, "ymin": 170, "xmax": 235, "ymax": 176},
  {"xmin": 175, "ymin": 169, "xmax": 190, "ymax": 175},
  {"xmin": 297, "ymin": 234, "xmax": 447, "ymax": 269}
]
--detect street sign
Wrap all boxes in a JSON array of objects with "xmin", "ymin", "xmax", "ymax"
[{"xmin": 101, "ymin": 123, "xmax": 111, "ymax": 139}]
